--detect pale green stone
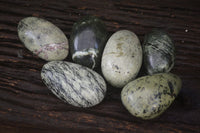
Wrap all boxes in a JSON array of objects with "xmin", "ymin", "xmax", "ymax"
[{"xmin": 18, "ymin": 17, "xmax": 69, "ymax": 61}]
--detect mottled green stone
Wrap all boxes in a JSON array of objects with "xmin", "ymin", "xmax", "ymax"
[
  {"xmin": 143, "ymin": 29, "xmax": 175, "ymax": 75},
  {"xmin": 70, "ymin": 16, "xmax": 108, "ymax": 69},
  {"xmin": 121, "ymin": 73, "xmax": 182, "ymax": 120}
]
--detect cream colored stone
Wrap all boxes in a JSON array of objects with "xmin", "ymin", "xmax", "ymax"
[{"xmin": 101, "ymin": 30, "xmax": 142, "ymax": 88}]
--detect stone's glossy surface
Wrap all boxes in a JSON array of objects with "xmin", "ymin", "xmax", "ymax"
[
  {"xmin": 70, "ymin": 16, "xmax": 108, "ymax": 69},
  {"xmin": 41, "ymin": 61, "xmax": 107, "ymax": 108},
  {"xmin": 143, "ymin": 29, "xmax": 175, "ymax": 75},
  {"xmin": 18, "ymin": 17, "xmax": 69, "ymax": 61},
  {"xmin": 101, "ymin": 30, "xmax": 142, "ymax": 88},
  {"xmin": 121, "ymin": 73, "xmax": 182, "ymax": 120}
]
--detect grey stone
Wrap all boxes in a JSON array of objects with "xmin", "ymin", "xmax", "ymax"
[{"xmin": 41, "ymin": 61, "xmax": 107, "ymax": 107}]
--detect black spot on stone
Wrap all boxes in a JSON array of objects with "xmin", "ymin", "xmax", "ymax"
[
  {"xmin": 146, "ymin": 42, "xmax": 152, "ymax": 46},
  {"xmin": 115, "ymin": 71, "xmax": 120, "ymax": 73},
  {"xmin": 168, "ymin": 81, "xmax": 174, "ymax": 94},
  {"xmin": 37, "ymin": 35, "xmax": 41, "ymax": 39},
  {"xmin": 154, "ymin": 92, "xmax": 162, "ymax": 99},
  {"xmin": 18, "ymin": 21, "xmax": 28, "ymax": 31},
  {"xmin": 136, "ymin": 87, "xmax": 141, "ymax": 91},
  {"xmin": 143, "ymin": 110, "xmax": 147, "ymax": 114},
  {"xmin": 157, "ymin": 105, "xmax": 162, "ymax": 113},
  {"xmin": 114, "ymin": 65, "xmax": 119, "ymax": 70},
  {"xmin": 151, "ymin": 107, "xmax": 157, "ymax": 113},
  {"xmin": 163, "ymin": 89, "xmax": 168, "ymax": 95},
  {"xmin": 138, "ymin": 96, "xmax": 142, "ymax": 99},
  {"xmin": 22, "ymin": 36, "xmax": 25, "ymax": 40},
  {"xmin": 150, "ymin": 96, "xmax": 154, "ymax": 101},
  {"xmin": 140, "ymin": 87, "xmax": 145, "ymax": 92},
  {"xmin": 18, "ymin": 22, "xmax": 23, "ymax": 30}
]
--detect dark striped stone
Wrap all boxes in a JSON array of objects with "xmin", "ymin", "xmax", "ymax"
[
  {"xmin": 41, "ymin": 61, "xmax": 107, "ymax": 107},
  {"xmin": 143, "ymin": 29, "xmax": 175, "ymax": 75}
]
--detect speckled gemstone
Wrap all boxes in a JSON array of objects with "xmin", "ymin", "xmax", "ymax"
[
  {"xmin": 121, "ymin": 73, "xmax": 182, "ymax": 120},
  {"xmin": 70, "ymin": 16, "xmax": 108, "ymax": 69},
  {"xmin": 41, "ymin": 61, "xmax": 107, "ymax": 107},
  {"xmin": 18, "ymin": 17, "xmax": 69, "ymax": 61},
  {"xmin": 143, "ymin": 29, "xmax": 175, "ymax": 75},
  {"xmin": 101, "ymin": 30, "xmax": 142, "ymax": 88}
]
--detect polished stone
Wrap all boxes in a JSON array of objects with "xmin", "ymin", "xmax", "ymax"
[
  {"xmin": 101, "ymin": 30, "xmax": 142, "ymax": 88},
  {"xmin": 143, "ymin": 29, "xmax": 175, "ymax": 75},
  {"xmin": 70, "ymin": 16, "xmax": 108, "ymax": 69},
  {"xmin": 121, "ymin": 73, "xmax": 182, "ymax": 120},
  {"xmin": 41, "ymin": 61, "xmax": 107, "ymax": 108},
  {"xmin": 18, "ymin": 17, "xmax": 69, "ymax": 61}
]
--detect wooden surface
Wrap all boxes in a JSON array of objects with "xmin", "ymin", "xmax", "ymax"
[{"xmin": 0, "ymin": 0, "xmax": 200, "ymax": 132}]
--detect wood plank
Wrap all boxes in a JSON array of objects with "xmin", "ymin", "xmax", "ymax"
[{"xmin": 0, "ymin": 0, "xmax": 200, "ymax": 132}]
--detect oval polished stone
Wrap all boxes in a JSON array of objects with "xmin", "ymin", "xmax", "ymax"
[
  {"xmin": 101, "ymin": 30, "xmax": 142, "ymax": 88},
  {"xmin": 121, "ymin": 73, "xmax": 182, "ymax": 120},
  {"xmin": 41, "ymin": 61, "xmax": 107, "ymax": 107},
  {"xmin": 70, "ymin": 16, "xmax": 108, "ymax": 69},
  {"xmin": 18, "ymin": 17, "xmax": 69, "ymax": 61},
  {"xmin": 143, "ymin": 29, "xmax": 175, "ymax": 75}
]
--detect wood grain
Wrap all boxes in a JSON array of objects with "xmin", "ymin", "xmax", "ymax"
[{"xmin": 0, "ymin": 0, "xmax": 200, "ymax": 132}]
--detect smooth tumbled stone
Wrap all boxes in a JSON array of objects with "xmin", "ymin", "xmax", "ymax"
[
  {"xmin": 121, "ymin": 73, "xmax": 182, "ymax": 120},
  {"xmin": 41, "ymin": 61, "xmax": 107, "ymax": 107},
  {"xmin": 143, "ymin": 29, "xmax": 175, "ymax": 75},
  {"xmin": 18, "ymin": 17, "xmax": 69, "ymax": 61},
  {"xmin": 70, "ymin": 16, "xmax": 108, "ymax": 69},
  {"xmin": 101, "ymin": 30, "xmax": 142, "ymax": 88}
]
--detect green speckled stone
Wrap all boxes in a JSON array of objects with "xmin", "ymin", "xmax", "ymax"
[
  {"xmin": 18, "ymin": 17, "xmax": 69, "ymax": 61},
  {"xmin": 143, "ymin": 29, "xmax": 175, "ymax": 75},
  {"xmin": 70, "ymin": 16, "xmax": 108, "ymax": 69},
  {"xmin": 121, "ymin": 73, "xmax": 182, "ymax": 120}
]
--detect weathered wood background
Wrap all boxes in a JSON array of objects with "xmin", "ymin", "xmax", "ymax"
[{"xmin": 0, "ymin": 0, "xmax": 200, "ymax": 132}]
